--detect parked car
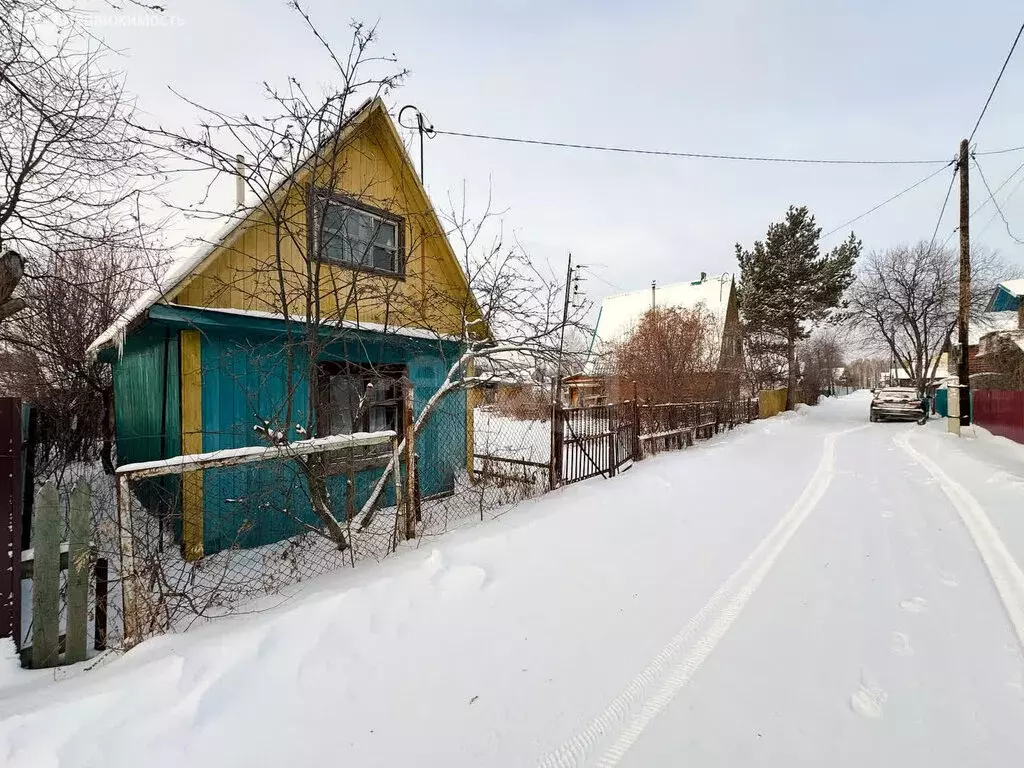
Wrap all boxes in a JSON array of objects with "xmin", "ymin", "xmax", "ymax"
[{"xmin": 869, "ymin": 387, "xmax": 925, "ymax": 422}]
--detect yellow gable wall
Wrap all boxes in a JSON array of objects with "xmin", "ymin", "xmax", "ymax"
[{"xmin": 172, "ymin": 107, "xmax": 473, "ymax": 337}]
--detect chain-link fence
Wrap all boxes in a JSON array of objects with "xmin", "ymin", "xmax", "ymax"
[
  {"xmin": 417, "ymin": 384, "xmax": 552, "ymax": 537},
  {"xmin": 101, "ymin": 386, "xmax": 762, "ymax": 647}
]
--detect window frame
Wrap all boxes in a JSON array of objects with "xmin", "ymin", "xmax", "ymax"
[
  {"xmin": 310, "ymin": 191, "xmax": 406, "ymax": 278},
  {"xmin": 315, "ymin": 361, "xmax": 407, "ymax": 439}
]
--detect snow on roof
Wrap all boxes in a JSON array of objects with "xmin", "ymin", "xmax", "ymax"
[
  {"xmin": 87, "ymin": 211, "xmax": 246, "ymax": 357},
  {"xmin": 170, "ymin": 305, "xmax": 461, "ymax": 342},
  {"xmin": 999, "ymin": 278, "xmax": 1024, "ymax": 298},
  {"xmin": 590, "ymin": 275, "xmax": 732, "ymax": 358},
  {"xmin": 966, "ymin": 312, "xmax": 1021, "ymax": 346},
  {"xmin": 88, "ymin": 98, "xmax": 462, "ymax": 358}
]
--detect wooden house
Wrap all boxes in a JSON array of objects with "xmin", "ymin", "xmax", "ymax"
[
  {"xmin": 578, "ymin": 274, "xmax": 744, "ymax": 403},
  {"xmin": 88, "ymin": 99, "xmax": 480, "ymax": 558}
]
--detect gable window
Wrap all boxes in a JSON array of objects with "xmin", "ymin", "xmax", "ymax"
[
  {"xmin": 316, "ymin": 362, "xmax": 406, "ymax": 437},
  {"xmin": 314, "ymin": 194, "xmax": 403, "ymax": 276}
]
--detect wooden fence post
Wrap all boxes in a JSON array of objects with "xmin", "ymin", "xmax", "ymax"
[
  {"xmin": 30, "ymin": 482, "xmax": 60, "ymax": 668},
  {"xmin": 116, "ymin": 472, "xmax": 142, "ymax": 648},
  {"xmin": 550, "ymin": 403, "xmax": 564, "ymax": 490},
  {"xmin": 94, "ymin": 557, "xmax": 108, "ymax": 651},
  {"xmin": 607, "ymin": 427, "xmax": 618, "ymax": 479},
  {"xmin": 65, "ymin": 478, "xmax": 91, "ymax": 664},
  {"xmin": 403, "ymin": 384, "xmax": 416, "ymax": 540},
  {"xmin": 631, "ymin": 382, "xmax": 641, "ymax": 461},
  {"xmin": 0, "ymin": 399, "xmax": 22, "ymax": 652},
  {"xmin": 392, "ymin": 436, "xmax": 403, "ymax": 549}
]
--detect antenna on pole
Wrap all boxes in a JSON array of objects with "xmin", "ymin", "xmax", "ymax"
[{"xmin": 398, "ymin": 105, "xmax": 436, "ymax": 182}]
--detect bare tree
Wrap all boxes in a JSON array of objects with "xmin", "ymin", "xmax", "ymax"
[
  {"xmin": 844, "ymin": 357, "xmax": 886, "ymax": 389},
  {"xmin": 798, "ymin": 328, "xmax": 845, "ymax": 398},
  {"xmin": 0, "ymin": 244, "xmax": 142, "ymax": 474},
  {"xmin": 614, "ymin": 306, "xmax": 718, "ymax": 403},
  {"xmin": 1, "ymin": 0, "xmax": 162, "ymax": 255},
  {"xmin": 132, "ymin": 6, "xmax": 586, "ymax": 550},
  {"xmin": 846, "ymin": 242, "xmax": 1005, "ymax": 393}
]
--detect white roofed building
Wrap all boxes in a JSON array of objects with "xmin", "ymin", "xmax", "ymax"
[{"xmin": 568, "ymin": 273, "xmax": 743, "ymax": 404}]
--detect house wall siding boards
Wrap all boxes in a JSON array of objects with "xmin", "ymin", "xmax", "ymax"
[
  {"xmin": 170, "ymin": 108, "xmax": 473, "ymax": 338},
  {"xmin": 187, "ymin": 318, "xmax": 464, "ymax": 555},
  {"xmin": 112, "ymin": 326, "xmax": 182, "ymax": 466}
]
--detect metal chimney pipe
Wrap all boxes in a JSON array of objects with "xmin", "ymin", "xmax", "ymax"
[
  {"xmin": 235, "ymin": 154, "xmax": 245, "ymax": 208},
  {"xmin": 651, "ymin": 280, "xmax": 656, "ymax": 310}
]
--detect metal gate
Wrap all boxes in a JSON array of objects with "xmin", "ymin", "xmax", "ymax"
[{"xmin": 554, "ymin": 401, "xmax": 636, "ymax": 485}]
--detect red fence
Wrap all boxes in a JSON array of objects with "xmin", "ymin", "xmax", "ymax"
[
  {"xmin": 0, "ymin": 399, "xmax": 23, "ymax": 648},
  {"xmin": 973, "ymin": 390, "xmax": 1024, "ymax": 444}
]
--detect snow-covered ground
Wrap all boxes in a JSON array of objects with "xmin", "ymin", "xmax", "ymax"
[{"xmin": 2, "ymin": 392, "xmax": 1023, "ymax": 767}]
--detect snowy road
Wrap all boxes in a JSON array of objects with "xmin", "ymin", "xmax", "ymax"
[{"xmin": 2, "ymin": 393, "xmax": 1024, "ymax": 767}]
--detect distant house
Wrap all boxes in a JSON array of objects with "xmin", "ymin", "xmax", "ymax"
[
  {"xmin": 974, "ymin": 281, "xmax": 1024, "ymax": 389},
  {"xmin": 887, "ymin": 353, "xmax": 950, "ymax": 389},
  {"xmin": 88, "ymin": 99, "xmax": 480, "ymax": 559},
  {"xmin": 949, "ymin": 279, "xmax": 1024, "ymax": 389},
  {"xmin": 568, "ymin": 273, "xmax": 743, "ymax": 404},
  {"xmin": 985, "ymin": 278, "xmax": 1024, "ymax": 312}
]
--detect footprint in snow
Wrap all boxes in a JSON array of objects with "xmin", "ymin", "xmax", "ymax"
[
  {"xmin": 880, "ymin": 509, "xmax": 894, "ymax": 519},
  {"xmin": 900, "ymin": 596, "xmax": 929, "ymax": 613},
  {"xmin": 890, "ymin": 631, "xmax": 914, "ymax": 657},
  {"xmin": 850, "ymin": 672, "xmax": 887, "ymax": 718},
  {"xmin": 939, "ymin": 572, "xmax": 959, "ymax": 588}
]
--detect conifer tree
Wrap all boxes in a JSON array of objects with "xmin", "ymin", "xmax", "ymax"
[{"xmin": 736, "ymin": 206, "xmax": 860, "ymax": 409}]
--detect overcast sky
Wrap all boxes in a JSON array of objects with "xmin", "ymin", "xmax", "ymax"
[{"xmin": 84, "ymin": 0, "xmax": 1024, "ymax": 306}]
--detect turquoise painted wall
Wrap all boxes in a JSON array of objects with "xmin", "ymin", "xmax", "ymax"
[
  {"xmin": 111, "ymin": 308, "xmax": 468, "ymax": 555},
  {"xmin": 989, "ymin": 286, "xmax": 1021, "ymax": 312},
  {"xmin": 195, "ymin": 328, "xmax": 466, "ymax": 554},
  {"xmin": 112, "ymin": 326, "xmax": 181, "ymax": 465}
]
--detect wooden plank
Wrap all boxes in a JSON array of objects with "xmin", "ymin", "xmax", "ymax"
[
  {"xmin": 0, "ymin": 398, "xmax": 22, "ymax": 648},
  {"xmin": 94, "ymin": 557, "xmax": 108, "ymax": 651},
  {"xmin": 472, "ymin": 454, "xmax": 550, "ymax": 469},
  {"xmin": 180, "ymin": 329, "xmax": 204, "ymax": 561},
  {"xmin": 65, "ymin": 478, "xmax": 91, "ymax": 664},
  {"xmin": 30, "ymin": 482, "xmax": 60, "ymax": 668}
]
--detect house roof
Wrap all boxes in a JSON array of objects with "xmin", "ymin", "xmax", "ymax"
[
  {"xmin": 1000, "ymin": 279, "xmax": 1024, "ymax": 298},
  {"xmin": 966, "ymin": 312, "xmax": 1021, "ymax": 346},
  {"xmin": 88, "ymin": 98, "xmax": 478, "ymax": 357},
  {"xmin": 586, "ymin": 275, "xmax": 733, "ymax": 372}
]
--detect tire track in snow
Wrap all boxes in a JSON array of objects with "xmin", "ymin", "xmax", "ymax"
[
  {"xmin": 895, "ymin": 431, "xmax": 1024, "ymax": 649},
  {"xmin": 538, "ymin": 425, "xmax": 867, "ymax": 768}
]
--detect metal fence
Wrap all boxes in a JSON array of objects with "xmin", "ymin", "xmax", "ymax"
[
  {"xmin": 973, "ymin": 389, "xmax": 1024, "ymax": 444},
  {"xmin": 17, "ymin": 384, "xmax": 765, "ymax": 650},
  {"xmin": 553, "ymin": 398, "xmax": 760, "ymax": 485}
]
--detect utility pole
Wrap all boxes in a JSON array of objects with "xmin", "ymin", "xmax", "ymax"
[
  {"xmin": 552, "ymin": 252, "xmax": 574, "ymax": 408},
  {"xmin": 957, "ymin": 138, "xmax": 972, "ymax": 428}
]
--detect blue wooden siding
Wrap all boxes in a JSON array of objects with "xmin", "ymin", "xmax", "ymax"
[
  {"xmin": 111, "ymin": 308, "xmax": 467, "ymax": 555},
  {"xmin": 111, "ymin": 326, "xmax": 182, "ymax": 466},
  {"xmin": 988, "ymin": 286, "xmax": 1022, "ymax": 312},
  {"xmin": 195, "ymin": 327, "xmax": 465, "ymax": 554}
]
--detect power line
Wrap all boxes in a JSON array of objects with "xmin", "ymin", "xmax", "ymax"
[
  {"xmin": 822, "ymin": 161, "xmax": 955, "ymax": 238},
  {"xmin": 430, "ymin": 128, "xmax": 955, "ymax": 166},
  {"xmin": 975, "ymin": 144, "xmax": 1024, "ymax": 157},
  {"xmin": 979, "ymin": 168, "xmax": 1024, "ymax": 238},
  {"xmin": 927, "ymin": 163, "xmax": 959, "ymax": 252},
  {"xmin": 940, "ymin": 158, "xmax": 1024, "ymax": 246},
  {"xmin": 968, "ymin": 18, "xmax": 1024, "ymax": 143},
  {"xmin": 972, "ymin": 156, "xmax": 1024, "ymax": 243},
  {"xmin": 970, "ymin": 157, "xmax": 1024, "ymax": 216}
]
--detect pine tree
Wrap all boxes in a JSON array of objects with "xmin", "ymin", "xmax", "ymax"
[{"xmin": 735, "ymin": 206, "xmax": 860, "ymax": 409}]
